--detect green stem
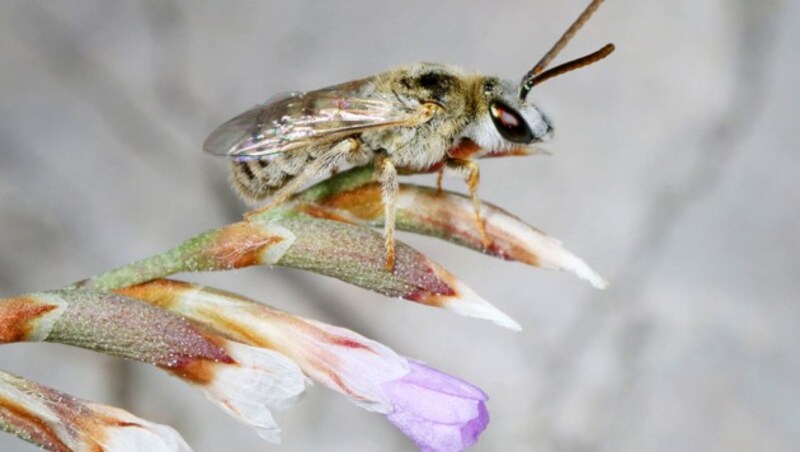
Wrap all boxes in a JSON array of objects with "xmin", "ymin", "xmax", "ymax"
[{"xmin": 80, "ymin": 228, "xmax": 220, "ymax": 291}]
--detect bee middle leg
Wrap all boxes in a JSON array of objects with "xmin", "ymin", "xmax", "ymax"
[
  {"xmin": 375, "ymin": 152, "xmax": 399, "ymax": 272},
  {"xmin": 444, "ymin": 158, "xmax": 491, "ymax": 250},
  {"xmin": 244, "ymin": 138, "xmax": 360, "ymax": 220}
]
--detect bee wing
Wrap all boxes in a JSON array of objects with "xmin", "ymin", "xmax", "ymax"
[{"xmin": 204, "ymin": 79, "xmax": 420, "ymax": 159}]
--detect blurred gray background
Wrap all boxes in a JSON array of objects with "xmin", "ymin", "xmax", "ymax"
[{"xmin": 1, "ymin": 1, "xmax": 798, "ymax": 451}]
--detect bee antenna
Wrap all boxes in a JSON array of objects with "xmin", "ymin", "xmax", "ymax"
[
  {"xmin": 519, "ymin": 0, "xmax": 608, "ymax": 100},
  {"xmin": 523, "ymin": 43, "xmax": 615, "ymax": 91}
]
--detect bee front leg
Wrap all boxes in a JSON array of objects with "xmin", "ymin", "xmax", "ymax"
[
  {"xmin": 375, "ymin": 152, "xmax": 399, "ymax": 272},
  {"xmin": 244, "ymin": 138, "xmax": 360, "ymax": 220},
  {"xmin": 444, "ymin": 158, "xmax": 491, "ymax": 250}
]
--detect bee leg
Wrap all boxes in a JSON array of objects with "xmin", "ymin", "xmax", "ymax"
[
  {"xmin": 375, "ymin": 152, "xmax": 398, "ymax": 272},
  {"xmin": 244, "ymin": 138, "xmax": 360, "ymax": 220},
  {"xmin": 435, "ymin": 166, "xmax": 444, "ymax": 194},
  {"xmin": 444, "ymin": 158, "xmax": 491, "ymax": 250}
]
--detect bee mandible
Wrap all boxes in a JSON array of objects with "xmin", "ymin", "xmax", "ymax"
[{"xmin": 204, "ymin": 0, "xmax": 614, "ymax": 271}]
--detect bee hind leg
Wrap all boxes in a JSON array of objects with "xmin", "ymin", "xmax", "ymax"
[
  {"xmin": 444, "ymin": 158, "xmax": 491, "ymax": 250},
  {"xmin": 435, "ymin": 166, "xmax": 444, "ymax": 194},
  {"xmin": 244, "ymin": 138, "xmax": 360, "ymax": 220},
  {"xmin": 375, "ymin": 153, "xmax": 398, "ymax": 272}
]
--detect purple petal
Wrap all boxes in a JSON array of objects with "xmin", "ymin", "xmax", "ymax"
[
  {"xmin": 397, "ymin": 361, "xmax": 488, "ymax": 401},
  {"xmin": 383, "ymin": 361, "xmax": 489, "ymax": 451}
]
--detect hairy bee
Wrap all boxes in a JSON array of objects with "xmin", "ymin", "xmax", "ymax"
[{"xmin": 204, "ymin": 0, "xmax": 614, "ymax": 271}]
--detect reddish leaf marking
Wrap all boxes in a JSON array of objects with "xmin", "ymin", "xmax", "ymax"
[
  {"xmin": 162, "ymin": 331, "xmax": 235, "ymax": 385},
  {"xmin": 205, "ymin": 223, "xmax": 286, "ymax": 269},
  {"xmin": 115, "ymin": 280, "xmax": 184, "ymax": 310},
  {"xmin": 0, "ymin": 297, "xmax": 58, "ymax": 343},
  {"xmin": 0, "ymin": 394, "xmax": 71, "ymax": 452},
  {"xmin": 327, "ymin": 336, "xmax": 372, "ymax": 351},
  {"xmin": 304, "ymin": 185, "xmax": 384, "ymax": 222}
]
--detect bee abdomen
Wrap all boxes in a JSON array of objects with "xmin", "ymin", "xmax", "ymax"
[
  {"xmin": 228, "ymin": 143, "xmax": 344, "ymax": 203},
  {"xmin": 230, "ymin": 160, "xmax": 293, "ymax": 202}
]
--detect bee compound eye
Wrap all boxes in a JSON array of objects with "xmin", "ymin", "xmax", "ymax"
[{"xmin": 489, "ymin": 100, "xmax": 534, "ymax": 144}]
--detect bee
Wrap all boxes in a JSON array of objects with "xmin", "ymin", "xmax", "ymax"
[{"xmin": 204, "ymin": 0, "xmax": 614, "ymax": 271}]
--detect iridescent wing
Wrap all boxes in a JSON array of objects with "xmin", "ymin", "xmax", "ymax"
[{"xmin": 204, "ymin": 78, "xmax": 420, "ymax": 159}]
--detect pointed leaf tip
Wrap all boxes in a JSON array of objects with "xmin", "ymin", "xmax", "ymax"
[{"xmin": 442, "ymin": 278, "xmax": 522, "ymax": 331}]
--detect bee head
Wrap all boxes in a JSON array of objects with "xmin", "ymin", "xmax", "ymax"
[
  {"xmin": 465, "ymin": 0, "xmax": 614, "ymax": 152},
  {"xmin": 488, "ymin": 82, "xmax": 554, "ymax": 144},
  {"xmin": 462, "ymin": 78, "xmax": 552, "ymax": 152}
]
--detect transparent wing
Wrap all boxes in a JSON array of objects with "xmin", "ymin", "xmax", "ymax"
[{"xmin": 204, "ymin": 78, "xmax": 420, "ymax": 159}]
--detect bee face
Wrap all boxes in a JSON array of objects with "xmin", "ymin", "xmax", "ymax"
[{"xmin": 462, "ymin": 78, "xmax": 553, "ymax": 153}]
